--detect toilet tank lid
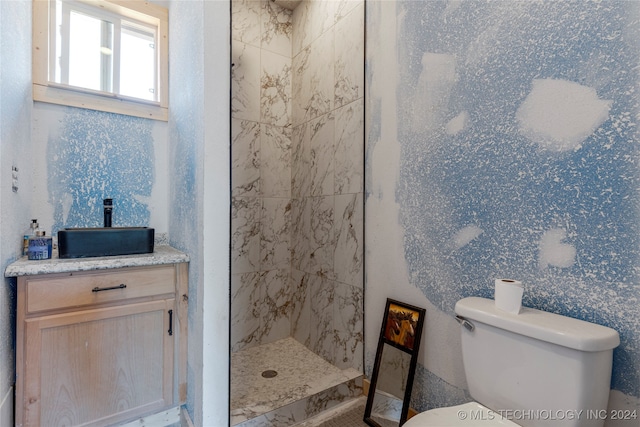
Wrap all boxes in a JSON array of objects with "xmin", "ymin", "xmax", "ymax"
[{"xmin": 455, "ymin": 297, "xmax": 620, "ymax": 352}]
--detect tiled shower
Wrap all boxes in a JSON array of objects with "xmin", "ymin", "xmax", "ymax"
[{"xmin": 230, "ymin": 0, "xmax": 364, "ymax": 422}]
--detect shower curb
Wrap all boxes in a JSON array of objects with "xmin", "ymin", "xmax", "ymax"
[{"xmin": 232, "ymin": 375, "xmax": 363, "ymax": 427}]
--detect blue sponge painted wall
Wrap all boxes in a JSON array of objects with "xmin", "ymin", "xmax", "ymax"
[
  {"xmin": 390, "ymin": 1, "xmax": 639, "ymax": 397},
  {"xmin": 47, "ymin": 108, "xmax": 154, "ymax": 232}
]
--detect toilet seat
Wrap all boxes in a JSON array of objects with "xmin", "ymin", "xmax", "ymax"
[{"xmin": 403, "ymin": 401, "xmax": 521, "ymax": 426}]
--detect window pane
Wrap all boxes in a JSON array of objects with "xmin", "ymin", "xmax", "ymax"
[
  {"xmin": 42, "ymin": 0, "xmax": 167, "ymax": 117},
  {"xmin": 68, "ymin": 11, "xmax": 113, "ymax": 92},
  {"xmin": 119, "ymin": 25, "xmax": 156, "ymax": 101}
]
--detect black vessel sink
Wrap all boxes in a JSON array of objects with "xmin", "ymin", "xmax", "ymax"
[{"xmin": 58, "ymin": 227, "xmax": 155, "ymax": 258}]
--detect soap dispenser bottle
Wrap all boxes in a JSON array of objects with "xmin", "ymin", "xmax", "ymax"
[{"xmin": 22, "ymin": 219, "xmax": 39, "ymax": 256}]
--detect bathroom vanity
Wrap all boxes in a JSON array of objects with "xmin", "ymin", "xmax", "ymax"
[{"xmin": 5, "ymin": 246, "xmax": 189, "ymax": 427}]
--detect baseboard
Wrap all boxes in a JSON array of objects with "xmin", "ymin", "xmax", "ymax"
[
  {"xmin": 362, "ymin": 378, "xmax": 418, "ymax": 419},
  {"xmin": 0, "ymin": 386, "xmax": 14, "ymax": 427},
  {"xmin": 119, "ymin": 406, "xmax": 180, "ymax": 427},
  {"xmin": 363, "ymin": 378, "xmax": 370, "ymax": 396}
]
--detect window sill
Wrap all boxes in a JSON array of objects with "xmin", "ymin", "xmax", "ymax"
[{"xmin": 33, "ymin": 82, "xmax": 168, "ymax": 121}]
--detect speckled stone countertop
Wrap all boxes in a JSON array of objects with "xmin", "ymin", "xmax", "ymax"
[{"xmin": 4, "ymin": 245, "xmax": 189, "ymax": 277}]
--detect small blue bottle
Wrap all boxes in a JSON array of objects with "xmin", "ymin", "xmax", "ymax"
[
  {"xmin": 28, "ymin": 230, "xmax": 52, "ymax": 260},
  {"xmin": 22, "ymin": 219, "xmax": 38, "ymax": 256}
]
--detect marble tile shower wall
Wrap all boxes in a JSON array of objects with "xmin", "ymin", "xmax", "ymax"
[
  {"xmin": 231, "ymin": 0, "xmax": 364, "ymax": 372},
  {"xmin": 231, "ymin": 0, "xmax": 293, "ymax": 353}
]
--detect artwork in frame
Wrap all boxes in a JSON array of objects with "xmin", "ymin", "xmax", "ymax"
[{"xmin": 383, "ymin": 301, "xmax": 421, "ymax": 352}]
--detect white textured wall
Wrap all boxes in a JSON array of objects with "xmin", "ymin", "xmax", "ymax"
[
  {"xmin": 0, "ymin": 1, "xmax": 32, "ymax": 425},
  {"xmin": 365, "ymin": 0, "xmax": 467, "ymax": 404},
  {"xmin": 169, "ymin": 0, "xmax": 230, "ymax": 425},
  {"xmin": 202, "ymin": 1, "xmax": 231, "ymax": 424}
]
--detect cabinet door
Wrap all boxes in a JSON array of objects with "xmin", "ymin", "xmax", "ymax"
[{"xmin": 22, "ymin": 299, "xmax": 174, "ymax": 427}]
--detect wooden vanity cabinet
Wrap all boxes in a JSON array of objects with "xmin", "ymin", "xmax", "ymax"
[{"xmin": 15, "ymin": 263, "xmax": 188, "ymax": 427}]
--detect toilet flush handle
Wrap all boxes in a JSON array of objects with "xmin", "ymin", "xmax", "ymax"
[{"xmin": 455, "ymin": 315, "xmax": 475, "ymax": 332}]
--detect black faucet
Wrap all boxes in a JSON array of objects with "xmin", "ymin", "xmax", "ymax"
[{"xmin": 103, "ymin": 198, "xmax": 113, "ymax": 227}]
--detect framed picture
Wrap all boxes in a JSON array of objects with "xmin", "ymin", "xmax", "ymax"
[
  {"xmin": 364, "ymin": 299, "xmax": 426, "ymax": 427},
  {"xmin": 382, "ymin": 301, "xmax": 422, "ymax": 352}
]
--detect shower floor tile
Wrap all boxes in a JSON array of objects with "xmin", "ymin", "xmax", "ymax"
[{"xmin": 231, "ymin": 337, "xmax": 361, "ymax": 426}]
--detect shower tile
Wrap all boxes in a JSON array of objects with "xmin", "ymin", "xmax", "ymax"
[
  {"xmin": 231, "ymin": 272, "xmax": 262, "ymax": 352},
  {"xmin": 310, "ymin": 274, "xmax": 335, "ymax": 363},
  {"xmin": 233, "ymin": 376, "xmax": 362, "ymax": 426},
  {"xmin": 234, "ymin": 412, "xmax": 295, "ymax": 427},
  {"xmin": 261, "ymin": 0, "xmax": 293, "ymax": 57},
  {"xmin": 294, "ymin": 28, "xmax": 336, "ymax": 126},
  {"xmin": 260, "ymin": 124, "xmax": 291, "ymax": 198},
  {"xmin": 308, "ymin": 0, "xmax": 336, "ymax": 48},
  {"xmin": 232, "ymin": 0, "xmax": 262, "ymax": 46},
  {"xmin": 232, "ymin": 377, "xmax": 362, "ymax": 426},
  {"xmin": 292, "ymin": 45, "xmax": 312, "ymax": 126},
  {"xmin": 310, "ymin": 113, "xmax": 335, "ymax": 197},
  {"xmin": 334, "ymin": 193, "xmax": 363, "ymax": 287},
  {"xmin": 334, "ymin": 100, "xmax": 364, "ymax": 195},
  {"xmin": 232, "ymin": 196, "xmax": 262, "ymax": 274},
  {"xmin": 232, "ymin": 119, "xmax": 261, "ymax": 197},
  {"xmin": 295, "ymin": 396, "xmax": 367, "ymax": 427},
  {"xmin": 334, "ymin": 283, "xmax": 364, "ymax": 371},
  {"xmin": 308, "ymin": 196, "xmax": 335, "ymax": 276},
  {"xmin": 291, "ymin": 0, "xmax": 310, "ymax": 56},
  {"xmin": 261, "ymin": 50, "xmax": 291, "ymax": 127},
  {"xmin": 334, "ymin": 0, "xmax": 363, "ymax": 25},
  {"xmin": 231, "ymin": 337, "xmax": 362, "ymax": 426},
  {"xmin": 260, "ymin": 269, "xmax": 292, "ymax": 344},
  {"xmin": 291, "ymin": 269, "xmax": 310, "ymax": 346},
  {"xmin": 232, "ymin": 41, "xmax": 261, "ymax": 122},
  {"xmin": 307, "ymin": 30, "xmax": 335, "ymax": 121},
  {"xmin": 303, "ymin": 377, "xmax": 363, "ymax": 420},
  {"xmin": 231, "ymin": 5, "xmax": 365, "ymax": 418},
  {"xmin": 292, "ymin": 122, "xmax": 311, "ymax": 199},
  {"xmin": 334, "ymin": 2, "xmax": 364, "ymax": 109},
  {"xmin": 291, "ymin": 197, "xmax": 310, "ymax": 272},
  {"xmin": 261, "ymin": 197, "xmax": 291, "ymax": 270},
  {"xmin": 291, "ymin": 0, "xmax": 335, "ymax": 57}
]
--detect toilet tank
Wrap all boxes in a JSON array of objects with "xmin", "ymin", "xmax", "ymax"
[{"xmin": 455, "ymin": 297, "xmax": 620, "ymax": 427}]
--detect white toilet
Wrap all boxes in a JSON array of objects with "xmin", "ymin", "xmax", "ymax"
[{"xmin": 404, "ymin": 297, "xmax": 620, "ymax": 427}]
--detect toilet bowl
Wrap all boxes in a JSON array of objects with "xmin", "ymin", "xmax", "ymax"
[
  {"xmin": 404, "ymin": 402, "xmax": 519, "ymax": 426},
  {"xmin": 403, "ymin": 297, "xmax": 619, "ymax": 427}
]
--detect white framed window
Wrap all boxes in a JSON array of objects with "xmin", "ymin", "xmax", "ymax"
[{"xmin": 33, "ymin": 0, "xmax": 169, "ymax": 120}]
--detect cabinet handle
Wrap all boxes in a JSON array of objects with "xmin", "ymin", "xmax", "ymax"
[
  {"xmin": 168, "ymin": 309, "xmax": 173, "ymax": 336},
  {"xmin": 92, "ymin": 284, "xmax": 126, "ymax": 292}
]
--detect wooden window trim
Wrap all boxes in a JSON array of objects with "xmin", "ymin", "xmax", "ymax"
[{"xmin": 33, "ymin": 0, "xmax": 169, "ymax": 121}]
